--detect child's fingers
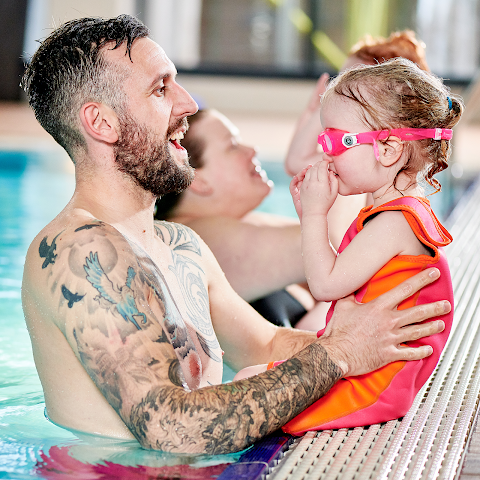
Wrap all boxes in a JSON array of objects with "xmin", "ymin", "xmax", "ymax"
[
  {"xmin": 303, "ymin": 165, "xmax": 313, "ymax": 182},
  {"xmin": 315, "ymin": 160, "xmax": 330, "ymax": 181},
  {"xmin": 289, "ymin": 177, "xmax": 299, "ymax": 196},
  {"xmin": 328, "ymin": 170, "xmax": 339, "ymax": 196},
  {"xmin": 298, "ymin": 165, "xmax": 312, "ymax": 181},
  {"xmin": 301, "ymin": 161, "xmax": 329, "ymax": 188},
  {"xmin": 290, "ymin": 175, "xmax": 298, "ymax": 187}
]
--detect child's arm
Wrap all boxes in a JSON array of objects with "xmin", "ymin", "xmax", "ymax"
[
  {"xmin": 295, "ymin": 160, "xmax": 338, "ymax": 300},
  {"xmin": 233, "ymin": 360, "xmax": 286, "ymax": 381},
  {"xmin": 298, "ymin": 162, "xmax": 428, "ymax": 301}
]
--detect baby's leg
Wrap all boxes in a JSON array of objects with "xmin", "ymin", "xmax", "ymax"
[{"xmin": 233, "ymin": 364, "xmax": 268, "ymax": 381}]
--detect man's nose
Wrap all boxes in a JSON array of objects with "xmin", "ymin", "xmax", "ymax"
[{"xmin": 173, "ymin": 83, "xmax": 198, "ymax": 118}]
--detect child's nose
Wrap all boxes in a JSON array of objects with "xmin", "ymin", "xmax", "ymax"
[{"xmin": 323, "ymin": 152, "xmax": 334, "ymax": 163}]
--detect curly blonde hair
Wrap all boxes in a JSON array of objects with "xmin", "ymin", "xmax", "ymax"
[{"xmin": 324, "ymin": 58, "xmax": 464, "ymax": 192}]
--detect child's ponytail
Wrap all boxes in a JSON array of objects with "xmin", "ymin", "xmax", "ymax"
[{"xmin": 426, "ymin": 94, "xmax": 463, "ymax": 192}]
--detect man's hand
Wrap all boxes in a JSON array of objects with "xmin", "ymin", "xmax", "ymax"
[{"xmin": 319, "ymin": 268, "xmax": 449, "ymax": 377}]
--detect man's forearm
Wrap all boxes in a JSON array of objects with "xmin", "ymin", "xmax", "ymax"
[
  {"xmin": 268, "ymin": 326, "xmax": 319, "ymax": 362},
  {"xmin": 127, "ymin": 342, "xmax": 342, "ymax": 454}
]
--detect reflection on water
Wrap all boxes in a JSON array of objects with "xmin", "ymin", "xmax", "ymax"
[{"xmin": 36, "ymin": 445, "xmax": 233, "ymax": 479}]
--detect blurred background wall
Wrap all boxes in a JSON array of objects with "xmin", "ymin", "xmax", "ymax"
[
  {"xmin": 0, "ymin": 0, "xmax": 28, "ymax": 101},
  {"xmin": 2, "ymin": 0, "xmax": 480, "ymax": 170},
  {"xmin": 10, "ymin": 0, "xmax": 480, "ymax": 105}
]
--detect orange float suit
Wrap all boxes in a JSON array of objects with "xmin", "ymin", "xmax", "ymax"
[{"xmin": 280, "ymin": 197, "xmax": 453, "ymax": 435}]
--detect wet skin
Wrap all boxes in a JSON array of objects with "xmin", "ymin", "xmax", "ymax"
[
  {"xmin": 23, "ymin": 216, "xmax": 340, "ymax": 453},
  {"xmin": 22, "ymin": 35, "xmax": 447, "ymax": 455}
]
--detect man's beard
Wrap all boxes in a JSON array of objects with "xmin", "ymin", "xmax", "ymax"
[{"xmin": 113, "ymin": 113, "xmax": 194, "ymax": 198}]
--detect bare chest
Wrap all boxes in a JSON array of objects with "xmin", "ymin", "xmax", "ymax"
[{"xmin": 144, "ymin": 238, "xmax": 224, "ymax": 388}]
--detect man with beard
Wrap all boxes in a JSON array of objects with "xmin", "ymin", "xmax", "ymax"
[
  {"xmin": 114, "ymin": 112, "xmax": 194, "ymax": 196},
  {"xmin": 21, "ymin": 15, "xmax": 448, "ymax": 454}
]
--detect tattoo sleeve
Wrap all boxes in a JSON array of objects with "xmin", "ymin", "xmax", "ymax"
[
  {"xmin": 78, "ymin": 322, "xmax": 341, "ymax": 454},
  {"xmin": 127, "ymin": 342, "xmax": 341, "ymax": 454},
  {"xmin": 50, "ymin": 221, "xmax": 342, "ymax": 454}
]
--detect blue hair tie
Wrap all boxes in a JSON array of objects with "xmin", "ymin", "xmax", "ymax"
[{"xmin": 447, "ymin": 96, "xmax": 453, "ymax": 110}]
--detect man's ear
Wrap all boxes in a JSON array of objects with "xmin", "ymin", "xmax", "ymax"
[
  {"xmin": 189, "ymin": 170, "xmax": 214, "ymax": 196},
  {"xmin": 377, "ymin": 136, "xmax": 404, "ymax": 167},
  {"xmin": 79, "ymin": 102, "xmax": 119, "ymax": 144}
]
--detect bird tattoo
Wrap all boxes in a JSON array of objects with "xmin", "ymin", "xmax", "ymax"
[
  {"xmin": 39, "ymin": 233, "xmax": 61, "ymax": 269},
  {"xmin": 74, "ymin": 223, "xmax": 104, "ymax": 232},
  {"xmin": 61, "ymin": 285, "xmax": 85, "ymax": 308},
  {"xmin": 84, "ymin": 252, "xmax": 147, "ymax": 330}
]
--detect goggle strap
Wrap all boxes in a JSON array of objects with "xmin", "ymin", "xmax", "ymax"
[
  {"xmin": 316, "ymin": 128, "xmax": 452, "ymax": 158},
  {"xmin": 380, "ymin": 128, "xmax": 453, "ymax": 141}
]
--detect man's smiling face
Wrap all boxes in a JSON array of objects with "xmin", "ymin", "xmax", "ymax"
[{"xmin": 104, "ymin": 37, "xmax": 198, "ymax": 196}]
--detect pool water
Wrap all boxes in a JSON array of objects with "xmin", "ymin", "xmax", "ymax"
[{"xmin": 0, "ymin": 151, "xmax": 299, "ymax": 479}]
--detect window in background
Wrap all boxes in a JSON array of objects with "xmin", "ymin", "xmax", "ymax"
[
  {"xmin": 417, "ymin": 0, "xmax": 480, "ymax": 79},
  {"xmin": 141, "ymin": 0, "xmax": 479, "ymax": 82}
]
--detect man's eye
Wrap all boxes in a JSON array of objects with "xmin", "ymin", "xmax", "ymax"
[{"xmin": 155, "ymin": 86, "xmax": 165, "ymax": 96}]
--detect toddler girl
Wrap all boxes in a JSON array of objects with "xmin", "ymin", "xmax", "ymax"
[{"xmin": 234, "ymin": 58, "xmax": 463, "ymax": 434}]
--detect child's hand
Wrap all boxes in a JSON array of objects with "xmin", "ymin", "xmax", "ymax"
[
  {"xmin": 290, "ymin": 165, "xmax": 312, "ymax": 220},
  {"xmin": 300, "ymin": 160, "xmax": 338, "ymax": 217}
]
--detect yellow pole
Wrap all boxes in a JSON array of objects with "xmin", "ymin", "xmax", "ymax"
[{"xmin": 347, "ymin": 0, "xmax": 389, "ymax": 49}]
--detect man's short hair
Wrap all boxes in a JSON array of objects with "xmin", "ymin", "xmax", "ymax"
[{"xmin": 22, "ymin": 15, "xmax": 149, "ymax": 161}]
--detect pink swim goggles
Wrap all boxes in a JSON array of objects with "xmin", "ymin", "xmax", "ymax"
[{"xmin": 318, "ymin": 128, "xmax": 453, "ymax": 160}]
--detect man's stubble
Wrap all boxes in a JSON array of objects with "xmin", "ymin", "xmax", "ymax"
[{"xmin": 113, "ymin": 113, "xmax": 195, "ymax": 198}]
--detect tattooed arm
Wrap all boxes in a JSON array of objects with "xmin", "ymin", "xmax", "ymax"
[
  {"xmin": 23, "ymin": 220, "xmax": 344, "ymax": 454},
  {"xmin": 23, "ymin": 219, "xmax": 447, "ymax": 454}
]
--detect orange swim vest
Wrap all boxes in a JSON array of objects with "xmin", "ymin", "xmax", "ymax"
[{"xmin": 281, "ymin": 197, "xmax": 453, "ymax": 435}]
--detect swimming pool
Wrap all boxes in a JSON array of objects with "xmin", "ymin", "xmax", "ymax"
[
  {"xmin": 0, "ymin": 148, "xmax": 457, "ymax": 478},
  {"xmin": 0, "ymin": 149, "xmax": 304, "ymax": 478}
]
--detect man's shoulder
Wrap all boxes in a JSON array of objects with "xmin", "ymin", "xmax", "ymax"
[
  {"xmin": 22, "ymin": 213, "xmax": 173, "ymax": 338},
  {"xmin": 23, "ymin": 215, "xmax": 136, "ymax": 305},
  {"xmin": 26, "ymin": 216, "xmax": 130, "ymax": 266},
  {"xmin": 154, "ymin": 220, "xmax": 203, "ymax": 256}
]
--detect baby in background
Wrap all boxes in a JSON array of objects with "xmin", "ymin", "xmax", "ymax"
[{"xmin": 234, "ymin": 58, "xmax": 462, "ymax": 434}]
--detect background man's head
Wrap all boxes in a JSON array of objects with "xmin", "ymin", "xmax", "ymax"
[{"xmin": 343, "ymin": 30, "xmax": 429, "ymax": 72}]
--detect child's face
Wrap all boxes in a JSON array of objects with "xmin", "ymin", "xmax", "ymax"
[{"xmin": 320, "ymin": 93, "xmax": 386, "ymax": 196}]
